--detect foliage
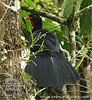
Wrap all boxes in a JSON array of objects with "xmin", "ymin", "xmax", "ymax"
[
  {"xmin": 60, "ymin": 0, "xmax": 74, "ymax": 18},
  {"xmin": 80, "ymin": 0, "xmax": 92, "ymax": 40}
]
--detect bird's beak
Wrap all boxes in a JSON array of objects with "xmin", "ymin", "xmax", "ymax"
[{"xmin": 26, "ymin": 16, "xmax": 32, "ymax": 20}]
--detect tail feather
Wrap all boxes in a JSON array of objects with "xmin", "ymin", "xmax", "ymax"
[
  {"xmin": 57, "ymin": 53, "xmax": 79, "ymax": 84},
  {"xmin": 25, "ymin": 52, "xmax": 79, "ymax": 88}
]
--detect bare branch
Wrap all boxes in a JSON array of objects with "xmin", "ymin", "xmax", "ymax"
[
  {"xmin": 38, "ymin": 0, "xmax": 50, "ymax": 12},
  {"xmin": 76, "ymin": 4, "xmax": 92, "ymax": 17},
  {"xmin": 21, "ymin": 6, "xmax": 66, "ymax": 24}
]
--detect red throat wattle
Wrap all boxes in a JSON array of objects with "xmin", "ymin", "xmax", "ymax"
[
  {"xmin": 26, "ymin": 16, "xmax": 34, "ymax": 27},
  {"xmin": 31, "ymin": 21, "xmax": 34, "ymax": 27}
]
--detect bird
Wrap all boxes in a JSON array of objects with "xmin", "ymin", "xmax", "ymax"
[{"xmin": 25, "ymin": 13, "xmax": 79, "ymax": 88}]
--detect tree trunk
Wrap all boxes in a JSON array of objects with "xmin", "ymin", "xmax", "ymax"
[
  {"xmin": 67, "ymin": 1, "xmax": 81, "ymax": 100},
  {"xmin": 0, "ymin": 0, "xmax": 36, "ymax": 100}
]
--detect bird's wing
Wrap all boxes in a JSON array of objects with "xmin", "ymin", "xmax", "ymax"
[
  {"xmin": 28, "ymin": 29, "xmax": 59, "ymax": 52},
  {"xmin": 43, "ymin": 30, "xmax": 59, "ymax": 52}
]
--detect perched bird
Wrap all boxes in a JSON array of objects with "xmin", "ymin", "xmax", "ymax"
[{"xmin": 25, "ymin": 14, "xmax": 79, "ymax": 88}]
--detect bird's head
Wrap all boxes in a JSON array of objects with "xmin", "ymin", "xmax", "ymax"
[{"xmin": 26, "ymin": 14, "xmax": 42, "ymax": 31}]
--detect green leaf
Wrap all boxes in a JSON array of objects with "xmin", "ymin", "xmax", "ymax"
[
  {"xmin": 61, "ymin": 25, "xmax": 69, "ymax": 36},
  {"xmin": 60, "ymin": 0, "xmax": 64, "ymax": 3},
  {"xmin": 24, "ymin": 0, "xmax": 37, "ymax": 8},
  {"xmin": 21, "ymin": 1, "xmax": 28, "ymax": 6},
  {"xmin": 44, "ymin": 96, "xmax": 50, "ymax": 100},
  {"xmin": 75, "ymin": 54, "xmax": 86, "ymax": 69},
  {"xmin": 21, "ymin": 15, "xmax": 33, "ymax": 41},
  {"xmin": 34, "ymin": 88, "xmax": 46, "ymax": 97},
  {"xmin": 80, "ymin": 0, "xmax": 92, "ymax": 40},
  {"xmin": 80, "ymin": 12, "xmax": 92, "ymax": 39},
  {"xmin": 43, "ymin": 19, "xmax": 61, "ymax": 32},
  {"xmin": 21, "ymin": 10, "xmax": 30, "ymax": 17},
  {"xmin": 34, "ymin": 0, "xmax": 39, "ymax": 3},
  {"xmin": 25, "ymin": 60, "xmax": 32, "ymax": 63},
  {"xmin": 55, "ymin": 30, "xmax": 63, "ymax": 42},
  {"xmin": 24, "ymin": 74, "xmax": 32, "ymax": 79},
  {"xmin": 1, "ymin": 56, "xmax": 7, "ymax": 62},
  {"xmin": 61, "ymin": 0, "xmax": 74, "ymax": 18}
]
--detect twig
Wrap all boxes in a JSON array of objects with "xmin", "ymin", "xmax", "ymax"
[
  {"xmin": 21, "ymin": 6, "xmax": 66, "ymax": 24},
  {"xmin": 76, "ymin": 4, "xmax": 92, "ymax": 17}
]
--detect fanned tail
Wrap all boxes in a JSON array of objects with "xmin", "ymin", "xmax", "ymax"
[{"xmin": 25, "ymin": 52, "xmax": 79, "ymax": 88}]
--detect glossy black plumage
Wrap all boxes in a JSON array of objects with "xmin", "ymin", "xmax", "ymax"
[
  {"xmin": 28, "ymin": 29, "xmax": 59, "ymax": 52},
  {"xmin": 25, "ymin": 14, "xmax": 79, "ymax": 88}
]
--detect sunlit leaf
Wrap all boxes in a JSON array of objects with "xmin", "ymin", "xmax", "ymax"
[
  {"xmin": 1, "ymin": 56, "xmax": 7, "ymax": 62},
  {"xmin": 34, "ymin": 88, "xmax": 46, "ymax": 97},
  {"xmin": 24, "ymin": 0, "xmax": 37, "ymax": 8},
  {"xmin": 75, "ymin": 54, "xmax": 86, "ymax": 69},
  {"xmin": 44, "ymin": 96, "xmax": 50, "ymax": 100},
  {"xmin": 24, "ymin": 74, "xmax": 32, "ymax": 79},
  {"xmin": 34, "ymin": 0, "xmax": 39, "ymax": 3},
  {"xmin": 21, "ymin": 10, "xmax": 30, "ymax": 17}
]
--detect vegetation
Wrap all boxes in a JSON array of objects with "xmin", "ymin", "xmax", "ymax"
[{"xmin": 0, "ymin": 0, "xmax": 92, "ymax": 100}]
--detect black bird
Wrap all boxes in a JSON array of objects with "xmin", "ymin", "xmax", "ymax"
[{"xmin": 25, "ymin": 14, "xmax": 79, "ymax": 88}]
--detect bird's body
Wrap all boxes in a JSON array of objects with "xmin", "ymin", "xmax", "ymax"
[
  {"xmin": 25, "ymin": 14, "xmax": 79, "ymax": 88},
  {"xmin": 28, "ymin": 29, "xmax": 59, "ymax": 52}
]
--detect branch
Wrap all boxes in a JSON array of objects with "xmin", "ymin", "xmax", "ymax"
[
  {"xmin": 21, "ymin": 6, "xmax": 66, "ymax": 24},
  {"xmin": 76, "ymin": 4, "xmax": 92, "ymax": 17},
  {"xmin": 21, "ymin": 4, "xmax": 92, "ymax": 24}
]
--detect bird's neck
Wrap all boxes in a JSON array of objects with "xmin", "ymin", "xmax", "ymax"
[
  {"xmin": 32, "ymin": 23, "xmax": 42, "ymax": 32},
  {"xmin": 32, "ymin": 26, "xmax": 42, "ymax": 32}
]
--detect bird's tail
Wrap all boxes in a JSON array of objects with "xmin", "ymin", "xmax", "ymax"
[
  {"xmin": 57, "ymin": 53, "xmax": 80, "ymax": 84},
  {"xmin": 25, "ymin": 52, "xmax": 79, "ymax": 88}
]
